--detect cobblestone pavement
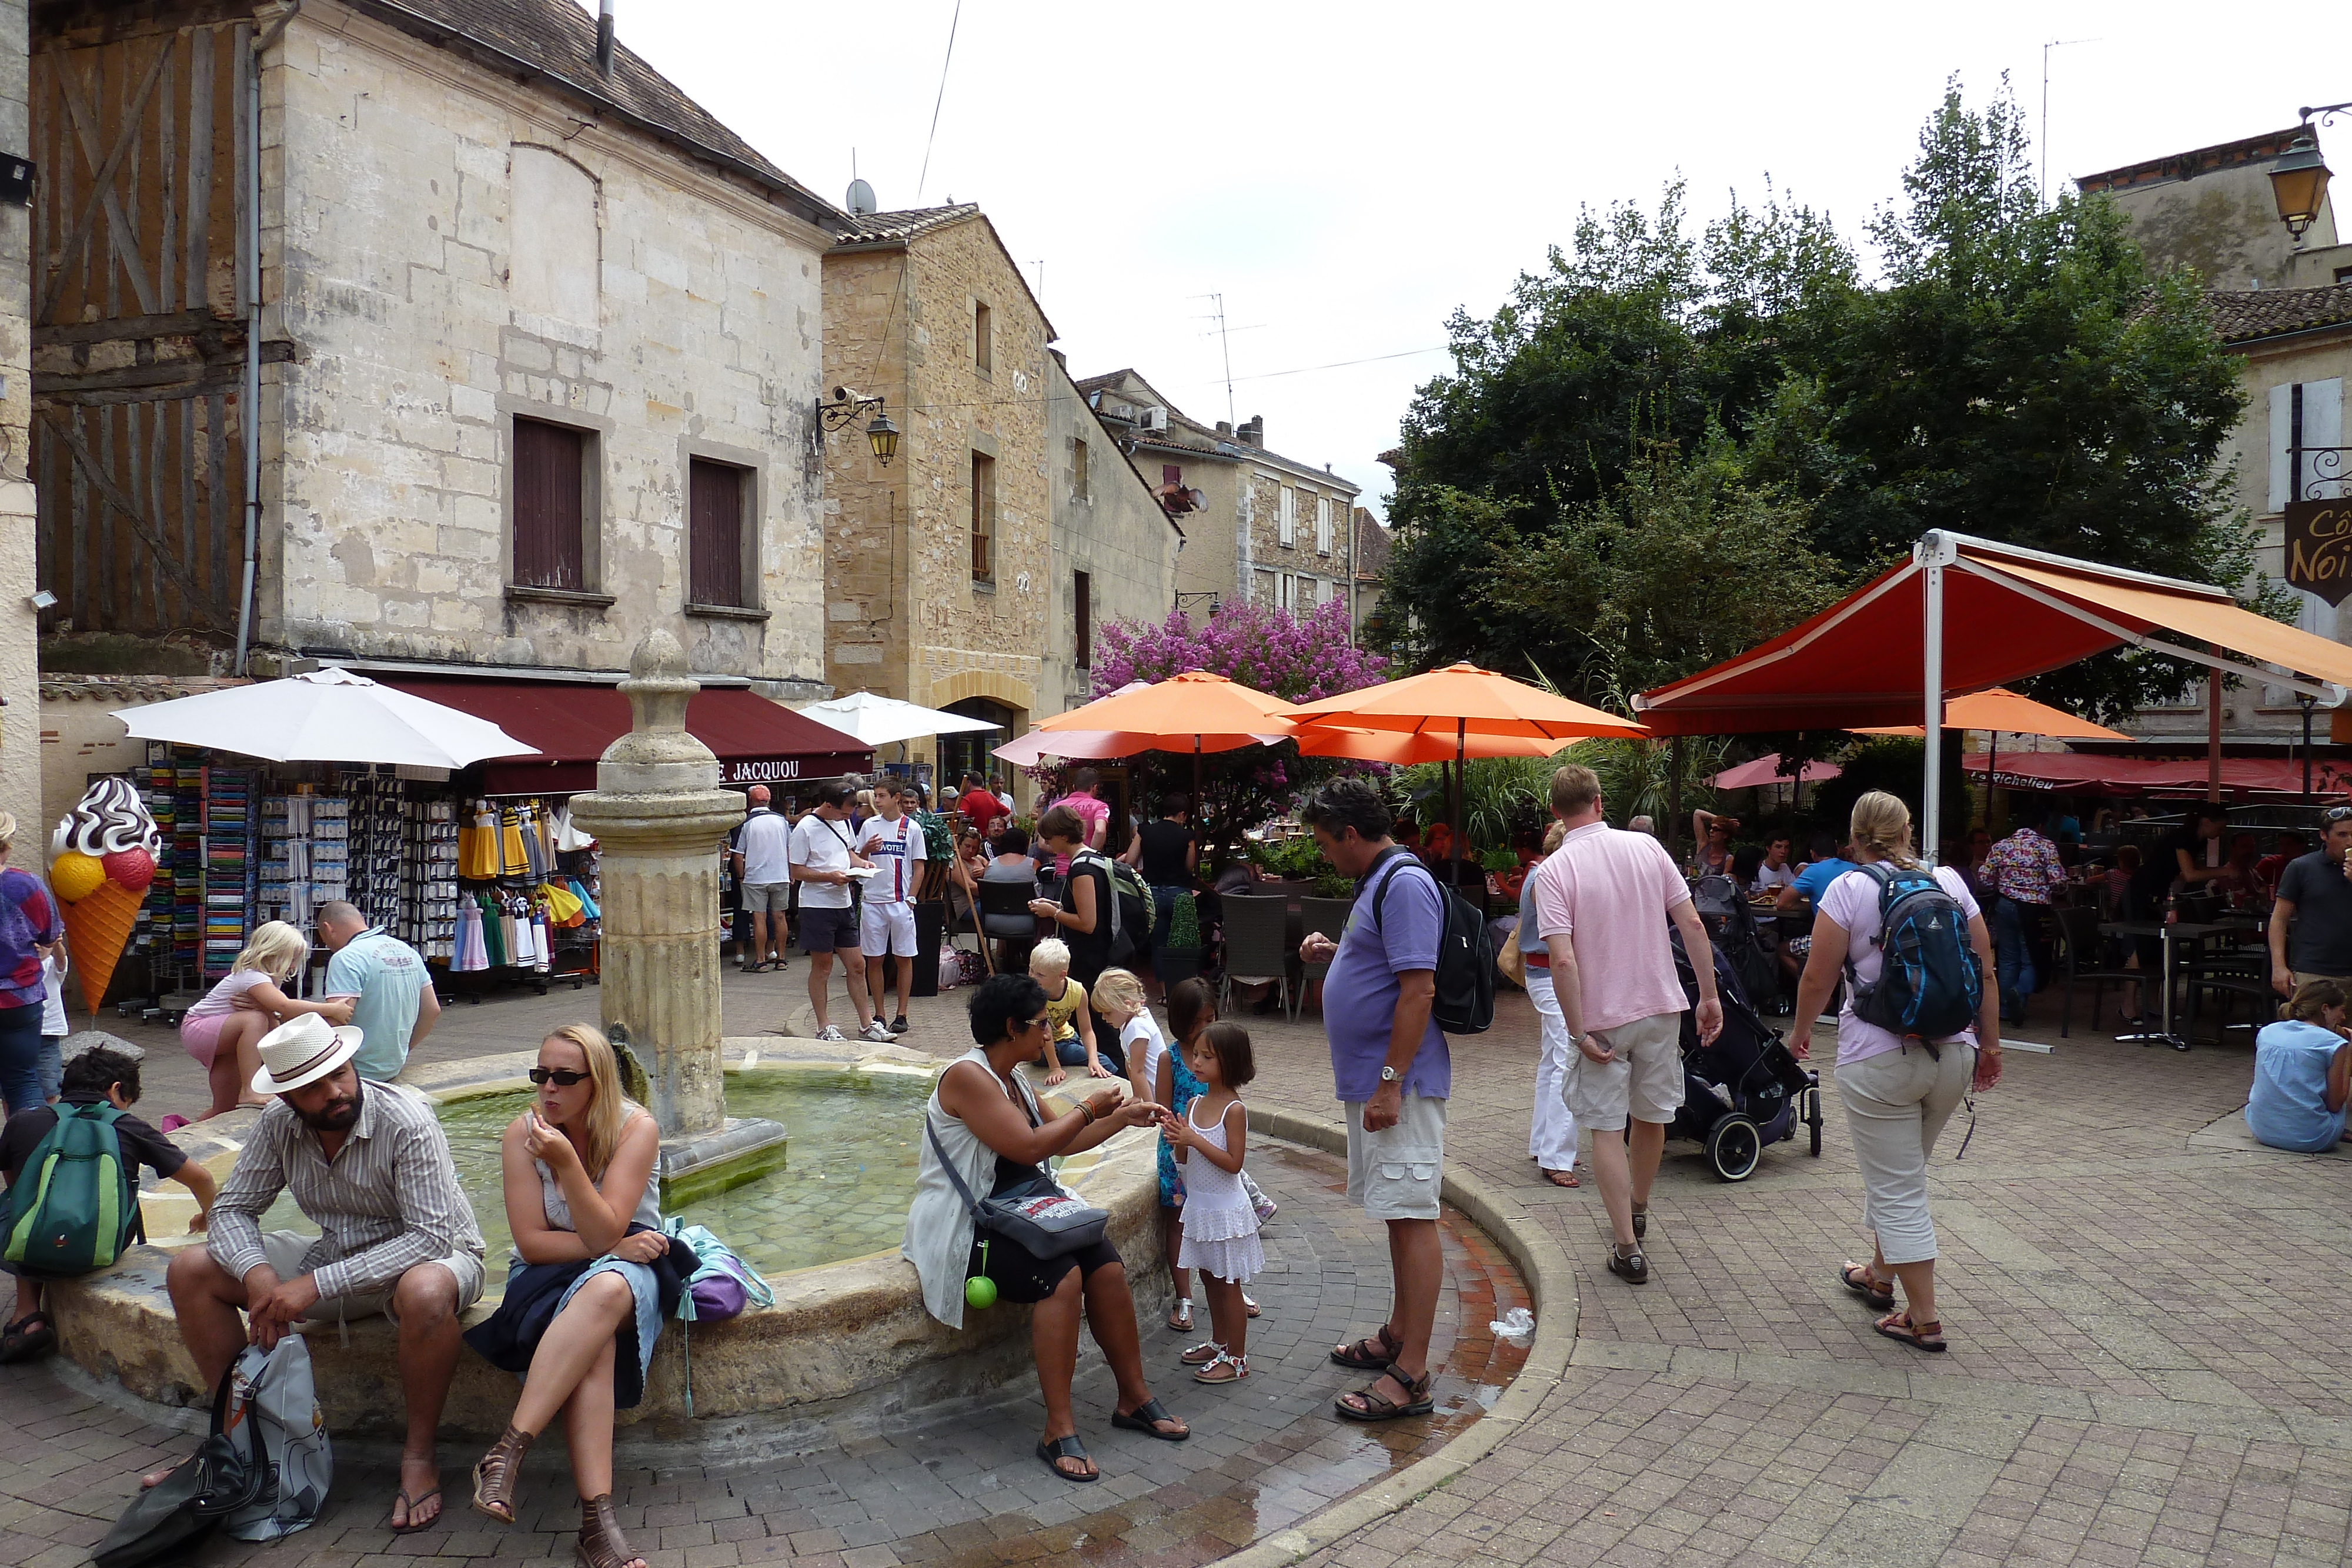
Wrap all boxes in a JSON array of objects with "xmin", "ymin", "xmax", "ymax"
[{"xmin": 17, "ymin": 964, "xmax": 2352, "ymax": 1567}]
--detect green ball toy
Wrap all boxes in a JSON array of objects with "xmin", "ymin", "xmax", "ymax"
[{"xmin": 965, "ymin": 1242, "xmax": 997, "ymax": 1309}]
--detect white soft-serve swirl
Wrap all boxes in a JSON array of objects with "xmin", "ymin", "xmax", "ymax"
[{"xmin": 58, "ymin": 776, "xmax": 163, "ymax": 858}]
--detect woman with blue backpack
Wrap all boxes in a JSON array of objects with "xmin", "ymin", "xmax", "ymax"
[{"xmin": 1787, "ymin": 791, "xmax": 2003, "ymax": 1355}]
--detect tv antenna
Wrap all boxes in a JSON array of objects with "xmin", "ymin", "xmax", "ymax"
[
  {"xmin": 1197, "ymin": 292, "xmax": 1236, "ymax": 426},
  {"xmin": 2041, "ymin": 38, "xmax": 2099, "ymax": 202}
]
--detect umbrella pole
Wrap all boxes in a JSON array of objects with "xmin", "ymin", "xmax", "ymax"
[
  {"xmin": 1453, "ymin": 721, "xmax": 1466, "ymax": 886},
  {"xmin": 1193, "ymin": 738, "xmax": 1202, "ymax": 862},
  {"xmin": 2206, "ymin": 666, "xmax": 2222, "ymax": 805},
  {"xmin": 1987, "ymin": 731, "xmax": 1999, "ymax": 831}
]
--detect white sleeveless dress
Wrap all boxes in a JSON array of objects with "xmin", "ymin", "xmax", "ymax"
[{"xmin": 1175, "ymin": 1099, "xmax": 1262, "ymax": 1284}]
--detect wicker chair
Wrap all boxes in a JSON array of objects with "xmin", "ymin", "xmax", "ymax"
[
  {"xmin": 1294, "ymin": 896, "xmax": 1354, "ymax": 1020},
  {"xmin": 1219, "ymin": 892, "xmax": 1292, "ymax": 1018}
]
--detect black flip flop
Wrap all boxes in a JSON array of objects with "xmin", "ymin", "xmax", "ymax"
[
  {"xmin": 1109, "ymin": 1396, "xmax": 1190, "ymax": 1442},
  {"xmin": 1035, "ymin": 1434, "xmax": 1098, "ymax": 1482}
]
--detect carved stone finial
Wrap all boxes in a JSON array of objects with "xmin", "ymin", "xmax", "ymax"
[{"xmin": 621, "ymin": 631, "xmax": 696, "ymax": 735}]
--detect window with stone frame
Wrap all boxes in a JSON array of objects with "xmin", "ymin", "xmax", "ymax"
[
  {"xmin": 512, "ymin": 416, "xmax": 592, "ymax": 591},
  {"xmin": 971, "ymin": 450, "xmax": 997, "ymax": 581},
  {"xmin": 974, "ymin": 300, "xmax": 994, "ymax": 376},
  {"xmin": 689, "ymin": 457, "xmax": 754, "ymax": 609},
  {"xmin": 1073, "ymin": 437, "xmax": 1090, "ymax": 502},
  {"xmin": 1316, "ymin": 494, "xmax": 1332, "ymax": 555},
  {"xmin": 1278, "ymin": 486, "xmax": 1295, "ymax": 547}
]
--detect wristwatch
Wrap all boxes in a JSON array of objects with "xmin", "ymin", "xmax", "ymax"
[{"xmin": 1379, "ymin": 1065, "xmax": 1401, "ymax": 1084}]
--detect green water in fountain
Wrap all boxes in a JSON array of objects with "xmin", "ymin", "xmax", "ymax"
[{"xmin": 259, "ymin": 1071, "xmax": 933, "ymax": 1280}]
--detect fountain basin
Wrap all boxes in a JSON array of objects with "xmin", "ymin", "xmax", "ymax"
[{"xmin": 44, "ymin": 1038, "xmax": 1168, "ymax": 1456}]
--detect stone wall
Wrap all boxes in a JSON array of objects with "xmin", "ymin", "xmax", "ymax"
[
  {"xmin": 1235, "ymin": 442, "xmax": 1354, "ymax": 618},
  {"xmin": 259, "ymin": 4, "xmax": 831, "ymax": 688},
  {"xmin": 1043, "ymin": 356, "xmax": 1176, "ymax": 715},
  {"xmin": 822, "ymin": 214, "xmax": 1051, "ymax": 737},
  {"xmin": 0, "ymin": 0, "xmax": 37, "ymax": 836}
]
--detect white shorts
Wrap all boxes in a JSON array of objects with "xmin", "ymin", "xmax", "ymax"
[
  {"xmin": 860, "ymin": 900, "xmax": 918, "ymax": 957},
  {"xmin": 260, "ymin": 1229, "xmax": 485, "ymax": 1325},
  {"xmin": 1342, "ymin": 1092, "xmax": 1446, "ymax": 1222},
  {"xmin": 1563, "ymin": 1012, "xmax": 1685, "ymax": 1132}
]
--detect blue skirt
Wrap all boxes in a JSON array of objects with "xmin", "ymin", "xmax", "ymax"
[{"xmin": 463, "ymin": 1236, "xmax": 682, "ymax": 1409}]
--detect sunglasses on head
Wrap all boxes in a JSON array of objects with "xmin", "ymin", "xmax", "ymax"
[
  {"xmin": 2327, "ymin": 806, "xmax": 2352, "ymax": 823},
  {"xmin": 529, "ymin": 1067, "xmax": 589, "ymax": 1087}
]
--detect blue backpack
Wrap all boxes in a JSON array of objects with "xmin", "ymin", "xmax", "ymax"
[{"xmin": 1843, "ymin": 863, "xmax": 1982, "ymax": 1049}]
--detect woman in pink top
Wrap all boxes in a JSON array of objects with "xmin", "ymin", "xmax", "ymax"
[
  {"xmin": 179, "ymin": 920, "xmax": 355, "ymax": 1119},
  {"xmin": 1047, "ymin": 768, "xmax": 1111, "ymax": 878},
  {"xmin": 1787, "ymin": 792, "xmax": 2002, "ymax": 1355}
]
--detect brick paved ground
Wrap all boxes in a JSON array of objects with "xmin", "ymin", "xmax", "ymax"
[{"xmin": 8, "ymin": 962, "xmax": 2349, "ymax": 1567}]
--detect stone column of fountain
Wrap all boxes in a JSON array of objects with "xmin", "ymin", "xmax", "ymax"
[{"xmin": 567, "ymin": 631, "xmax": 787, "ymax": 1203}]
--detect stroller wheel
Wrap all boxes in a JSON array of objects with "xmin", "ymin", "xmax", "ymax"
[{"xmin": 1705, "ymin": 1114, "xmax": 1762, "ymax": 1182}]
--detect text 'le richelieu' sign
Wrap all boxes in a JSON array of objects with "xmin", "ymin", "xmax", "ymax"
[{"xmin": 2285, "ymin": 499, "xmax": 2352, "ymax": 606}]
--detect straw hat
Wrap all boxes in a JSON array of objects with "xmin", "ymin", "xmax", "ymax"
[{"xmin": 250, "ymin": 1012, "xmax": 363, "ymax": 1095}]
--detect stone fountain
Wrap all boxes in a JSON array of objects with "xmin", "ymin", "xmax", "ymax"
[{"xmin": 566, "ymin": 631, "xmax": 789, "ymax": 1205}]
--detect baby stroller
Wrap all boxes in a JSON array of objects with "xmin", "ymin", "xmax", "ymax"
[
  {"xmin": 1668, "ymin": 925, "xmax": 1822, "ymax": 1181},
  {"xmin": 1691, "ymin": 872, "xmax": 1784, "ymax": 1013}
]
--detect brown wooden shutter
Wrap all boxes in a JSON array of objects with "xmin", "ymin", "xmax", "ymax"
[
  {"xmin": 971, "ymin": 452, "xmax": 994, "ymax": 580},
  {"xmin": 1075, "ymin": 570, "xmax": 1092, "ymax": 669},
  {"xmin": 512, "ymin": 419, "xmax": 585, "ymax": 589},
  {"xmin": 690, "ymin": 458, "xmax": 744, "ymax": 607}
]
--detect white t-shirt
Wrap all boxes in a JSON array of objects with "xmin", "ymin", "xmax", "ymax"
[
  {"xmin": 1750, "ymin": 861, "xmax": 1799, "ymax": 894},
  {"xmin": 736, "ymin": 809, "xmax": 793, "ymax": 885},
  {"xmin": 1817, "ymin": 864, "xmax": 1981, "ymax": 1068},
  {"xmin": 790, "ymin": 813, "xmax": 858, "ymax": 910},
  {"xmin": 41, "ymin": 955, "xmax": 65, "ymax": 1037},
  {"xmin": 858, "ymin": 814, "xmax": 928, "ymax": 906},
  {"xmin": 1121, "ymin": 1009, "xmax": 1168, "ymax": 1094}
]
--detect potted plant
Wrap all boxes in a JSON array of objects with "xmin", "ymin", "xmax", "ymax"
[{"xmin": 1155, "ymin": 890, "xmax": 1204, "ymax": 990}]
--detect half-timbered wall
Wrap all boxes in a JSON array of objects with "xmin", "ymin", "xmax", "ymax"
[{"xmin": 30, "ymin": 7, "xmax": 250, "ymax": 645}]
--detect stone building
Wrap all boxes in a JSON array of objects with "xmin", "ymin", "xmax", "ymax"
[
  {"xmin": 2079, "ymin": 127, "xmax": 2352, "ymax": 750},
  {"xmin": 1351, "ymin": 506, "xmax": 1391, "ymax": 643},
  {"xmin": 31, "ymin": 0, "xmax": 840, "ymax": 815},
  {"xmin": 820, "ymin": 205, "xmax": 1178, "ymax": 790},
  {"xmin": 1075, "ymin": 369, "xmax": 1360, "ymax": 628},
  {"xmin": 0, "ymin": 0, "xmax": 35, "ymax": 837}
]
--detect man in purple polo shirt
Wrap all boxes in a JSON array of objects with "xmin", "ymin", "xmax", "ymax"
[{"xmin": 1297, "ymin": 779, "xmax": 1446, "ymax": 1423}]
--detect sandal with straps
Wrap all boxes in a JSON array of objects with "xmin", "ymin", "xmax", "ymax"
[
  {"xmin": 1193, "ymin": 1349, "xmax": 1248, "ymax": 1385},
  {"xmin": 574, "ymin": 1492, "xmax": 644, "ymax": 1568},
  {"xmin": 1035, "ymin": 1432, "xmax": 1099, "ymax": 1482},
  {"xmin": 1840, "ymin": 1262, "xmax": 1896, "ymax": 1311},
  {"xmin": 1329, "ymin": 1322, "xmax": 1400, "ymax": 1369},
  {"xmin": 1873, "ymin": 1310, "xmax": 1947, "ymax": 1353},
  {"xmin": 470, "ymin": 1424, "xmax": 534, "ymax": 1524},
  {"xmin": 1180, "ymin": 1339, "xmax": 1224, "ymax": 1366},
  {"xmin": 1335, "ymin": 1362, "xmax": 1434, "ymax": 1422}
]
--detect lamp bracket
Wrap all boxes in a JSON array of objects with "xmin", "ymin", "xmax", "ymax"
[{"xmin": 2298, "ymin": 101, "xmax": 2352, "ymax": 128}]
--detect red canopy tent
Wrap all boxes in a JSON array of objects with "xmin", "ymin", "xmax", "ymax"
[
  {"xmin": 1635, "ymin": 531, "xmax": 2352, "ymax": 855},
  {"xmin": 1963, "ymin": 753, "xmax": 2352, "ymax": 797}
]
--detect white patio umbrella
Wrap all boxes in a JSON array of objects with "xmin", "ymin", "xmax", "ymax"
[
  {"xmin": 116, "ymin": 668, "xmax": 539, "ymax": 768},
  {"xmin": 797, "ymin": 690, "xmax": 1003, "ymax": 750}
]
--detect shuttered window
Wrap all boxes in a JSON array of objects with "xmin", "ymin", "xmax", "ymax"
[
  {"xmin": 1278, "ymin": 486, "xmax": 1295, "ymax": 546},
  {"xmin": 971, "ymin": 452, "xmax": 995, "ymax": 581},
  {"xmin": 1075, "ymin": 570, "xmax": 1092, "ymax": 669},
  {"xmin": 512, "ymin": 418, "xmax": 587, "ymax": 590},
  {"xmin": 690, "ymin": 458, "xmax": 749, "ymax": 607},
  {"xmin": 1316, "ymin": 495, "xmax": 1332, "ymax": 555},
  {"xmin": 1073, "ymin": 437, "xmax": 1090, "ymax": 502}
]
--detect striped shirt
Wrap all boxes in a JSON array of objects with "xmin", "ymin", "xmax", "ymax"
[{"xmin": 208, "ymin": 1081, "xmax": 484, "ymax": 1302}]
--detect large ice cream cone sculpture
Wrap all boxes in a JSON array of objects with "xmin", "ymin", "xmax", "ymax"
[{"xmin": 49, "ymin": 776, "xmax": 162, "ymax": 1019}]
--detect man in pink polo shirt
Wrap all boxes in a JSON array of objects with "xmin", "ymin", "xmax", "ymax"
[{"xmin": 1529, "ymin": 764, "xmax": 1722, "ymax": 1285}]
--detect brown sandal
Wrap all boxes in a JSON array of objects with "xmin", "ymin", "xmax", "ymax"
[
  {"xmin": 1335, "ymin": 1362, "xmax": 1434, "ymax": 1422},
  {"xmin": 1872, "ymin": 1310, "xmax": 1947, "ymax": 1353},
  {"xmin": 576, "ymin": 1493, "xmax": 644, "ymax": 1568},
  {"xmin": 470, "ymin": 1424, "xmax": 534, "ymax": 1524},
  {"xmin": 1329, "ymin": 1322, "xmax": 1400, "ymax": 1369}
]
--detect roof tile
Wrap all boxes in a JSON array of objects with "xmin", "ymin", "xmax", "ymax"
[{"xmin": 2204, "ymin": 283, "xmax": 2352, "ymax": 344}]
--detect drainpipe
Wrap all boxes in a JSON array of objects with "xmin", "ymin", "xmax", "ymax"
[
  {"xmin": 597, "ymin": 0, "xmax": 616, "ymax": 74},
  {"xmin": 236, "ymin": 4, "xmax": 300, "ymax": 676}
]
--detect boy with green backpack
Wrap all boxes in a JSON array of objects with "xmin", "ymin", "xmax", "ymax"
[{"xmin": 0, "ymin": 1044, "xmax": 216, "ymax": 1362}]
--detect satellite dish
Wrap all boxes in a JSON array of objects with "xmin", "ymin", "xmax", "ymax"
[{"xmin": 846, "ymin": 178, "xmax": 877, "ymax": 216}]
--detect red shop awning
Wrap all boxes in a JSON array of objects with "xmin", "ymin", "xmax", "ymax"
[
  {"xmin": 1963, "ymin": 752, "xmax": 2352, "ymax": 797},
  {"xmin": 373, "ymin": 677, "xmax": 872, "ymax": 794}
]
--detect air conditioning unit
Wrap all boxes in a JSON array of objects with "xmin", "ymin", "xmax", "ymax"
[{"xmin": 1138, "ymin": 406, "xmax": 1168, "ymax": 433}]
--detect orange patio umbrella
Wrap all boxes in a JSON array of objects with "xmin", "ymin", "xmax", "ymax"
[
  {"xmin": 1851, "ymin": 687, "xmax": 2128, "ymax": 743},
  {"xmin": 1294, "ymin": 726, "xmax": 1566, "ymax": 765},
  {"xmin": 1284, "ymin": 663, "xmax": 1648, "ymax": 870},
  {"xmin": 1034, "ymin": 671, "xmax": 1294, "ymax": 838}
]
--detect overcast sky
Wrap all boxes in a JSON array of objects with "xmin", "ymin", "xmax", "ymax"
[{"xmin": 593, "ymin": 2, "xmax": 2341, "ymax": 518}]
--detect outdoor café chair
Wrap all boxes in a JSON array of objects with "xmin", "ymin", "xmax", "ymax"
[
  {"xmin": 2057, "ymin": 904, "xmax": 2145, "ymax": 1039},
  {"xmin": 1220, "ymin": 891, "xmax": 1292, "ymax": 1019},
  {"xmin": 1294, "ymin": 895, "xmax": 1354, "ymax": 1021}
]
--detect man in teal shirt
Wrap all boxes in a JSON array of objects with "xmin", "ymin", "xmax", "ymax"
[{"xmin": 318, "ymin": 901, "xmax": 439, "ymax": 1081}]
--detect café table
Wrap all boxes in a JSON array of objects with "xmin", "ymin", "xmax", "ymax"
[{"xmin": 2099, "ymin": 920, "xmax": 2253, "ymax": 1049}]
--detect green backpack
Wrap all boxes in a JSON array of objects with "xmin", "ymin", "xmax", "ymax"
[{"xmin": 4, "ymin": 1102, "xmax": 143, "ymax": 1278}]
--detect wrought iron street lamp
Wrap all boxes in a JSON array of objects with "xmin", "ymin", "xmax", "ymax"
[
  {"xmin": 816, "ymin": 385, "xmax": 897, "ymax": 466},
  {"xmin": 2268, "ymin": 105, "xmax": 2346, "ymax": 240}
]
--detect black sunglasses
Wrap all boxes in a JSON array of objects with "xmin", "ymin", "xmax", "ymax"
[{"xmin": 529, "ymin": 1067, "xmax": 590, "ymax": 1087}]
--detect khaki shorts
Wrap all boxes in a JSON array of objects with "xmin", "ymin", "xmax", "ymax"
[
  {"xmin": 1342, "ymin": 1092, "xmax": 1447, "ymax": 1222},
  {"xmin": 260, "ymin": 1230, "xmax": 485, "ymax": 1326},
  {"xmin": 1564, "ymin": 1012, "xmax": 1685, "ymax": 1132}
]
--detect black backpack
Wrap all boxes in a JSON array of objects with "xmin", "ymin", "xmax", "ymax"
[
  {"xmin": 1365, "ymin": 848, "xmax": 1494, "ymax": 1035},
  {"xmin": 1072, "ymin": 849, "xmax": 1149, "ymax": 967},
  {"xmin": 1843, "ymin": 862, "xmax": 1982, "ymax": 1048}
]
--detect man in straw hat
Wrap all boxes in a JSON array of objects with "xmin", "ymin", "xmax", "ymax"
[{"xmin": 142, "ymin": 1012, "xmax": 486, "ymax": 1534}]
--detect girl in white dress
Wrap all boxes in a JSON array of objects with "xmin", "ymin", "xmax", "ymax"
[{"xmin": 1165, "ymin": 1021, "xmax": 1262, "ymax": 1384}]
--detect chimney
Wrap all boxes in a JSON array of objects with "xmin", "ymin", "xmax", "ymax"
[
  {"xmin": 597, "ymin": 0, "xmax": 616, "ymax": 75},
  {"xmin": 1215, "ymin": 420, "xmax": 1232, "ymax": 437},
  {"xmin": 1237, "ymin": 414, "xmax": 1262, "ymax": 447}
]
